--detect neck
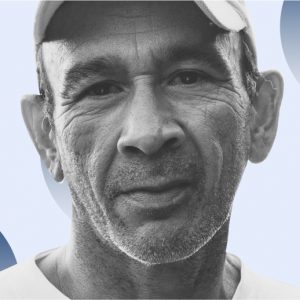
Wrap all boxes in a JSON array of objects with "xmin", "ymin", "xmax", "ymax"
[{"xmin": 52, "ymin": 216, "xmax": 236, "ymax": 299}]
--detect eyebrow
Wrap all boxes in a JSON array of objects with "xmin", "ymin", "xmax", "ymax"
[
  {"xmin": 61, "ymin": 56, "xmax": 125, "ymax": 100},
  {"xmin": 154, "ymin": 43, "xmax": 231, "ymax": 76},
  {"xmin": 61, "ymin": 42, "xmax": 231, "ymax": 100}
]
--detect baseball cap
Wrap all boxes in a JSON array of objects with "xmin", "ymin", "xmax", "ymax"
[{"xmin": 34, "ymin": 0, "xmax": 256, "ymax": 60}]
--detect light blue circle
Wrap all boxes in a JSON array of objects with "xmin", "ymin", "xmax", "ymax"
[{"xmin": 41, "ymin": 160, "xmax": 72, "ymax": 217}]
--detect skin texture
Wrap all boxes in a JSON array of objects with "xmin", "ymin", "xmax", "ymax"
[
  {"xmin": 21, "ymin": 2, "xmax": 284, "ymax": 299},
  {"xmin": 43, "ymin": 1, "xmax": 248, "ymax": 265}
]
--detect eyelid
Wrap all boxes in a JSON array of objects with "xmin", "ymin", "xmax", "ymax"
[
  {"xmin": 166, "ymin": 69, "xmax": 213, "ymax": 85},
  {"xmin": 164, "ymin": 65, "xmax": 232, "ymax": 85},
  {"xmin": 76, "ymin": 80, "xmax": 124, "ymax": 101}
]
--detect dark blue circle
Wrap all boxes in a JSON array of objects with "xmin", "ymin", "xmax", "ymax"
[
  {"xmin": 0, "ymin": 232, "xmax": 17, "ymax": 271},
  {"xmin": 281, "ymin": 1, "xmax": 300, "ymax": 84}
]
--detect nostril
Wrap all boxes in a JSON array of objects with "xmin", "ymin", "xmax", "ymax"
[
  {"xmin": 164, "ymin": 137, "xmax": 179, "ymax": 149},
  {"xmin": 117, "ymin": 125, "xmax": 185, "ymax": 156},
  {"xmin": 123, "ymin": 145, "xmax": 143, "ymax": 155}
]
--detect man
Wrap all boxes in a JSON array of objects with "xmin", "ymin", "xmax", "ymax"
[{"xmin": 0, "ymin": 1, "xmax": 299, "ymax": 299}]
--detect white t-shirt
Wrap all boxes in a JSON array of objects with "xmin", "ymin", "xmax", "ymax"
[{"xmin": 0, "ymin": 251, "xmax": 300, "ymax": 299}]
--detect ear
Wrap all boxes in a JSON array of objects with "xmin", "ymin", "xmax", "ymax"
[
  {"xmin": 21, "ymin": 95, "xmax": 64, "ymax": 181},
  {"xmin": 249, "ymin": 71, "xmax": 284, "ymax": 163}
]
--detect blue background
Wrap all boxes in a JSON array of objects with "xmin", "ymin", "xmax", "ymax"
[{"xmin": 0, "ymin": 1, "xmax": 299, "ymax": 287}]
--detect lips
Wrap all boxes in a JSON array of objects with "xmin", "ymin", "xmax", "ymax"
[{"xmin": 118, "ymin": 179, "xmax": 193, "ymax": 210}]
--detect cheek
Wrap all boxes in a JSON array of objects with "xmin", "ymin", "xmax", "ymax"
[
  {"xmin": 179, "ymin": 101, "xmax": 248, "ymax": 192},
  {"xmin": 56, "ymin": 112, "xmax": 120, "ymax": 175},
  {"xmin": 211, "ymin": 102, "xmax": 247, "ymax": 145},
  {"xmin": 182, "ymin": 100, "xmax": 246, "ymax": 154},
  {"xmin": 207, "ymin": 101, "xmax": 249, "ymax": 169},
  {"xmin": 205, "ymin": 102, "xmax": 250, "ymax": 199},
  {"xmin": 58, "ymin": 119, "xmax": 97, "ymax": 161}
]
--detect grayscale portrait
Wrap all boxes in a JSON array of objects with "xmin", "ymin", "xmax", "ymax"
[{"xmin": 0, "ymin": 1, "xmax": 300, "ymax": 299}]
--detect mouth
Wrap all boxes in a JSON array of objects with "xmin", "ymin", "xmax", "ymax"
[{"xmin": 118, "ymin": 180, "xmax": 193, "ymax": 210}]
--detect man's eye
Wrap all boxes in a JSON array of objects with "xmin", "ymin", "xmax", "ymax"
[
  {"xmin": 168, "ymin": 71, "xmax": 208, "ymax": 86},
  {"xmin": 85, "ymin": 81, "xmax": 123, "ymax": 97}
]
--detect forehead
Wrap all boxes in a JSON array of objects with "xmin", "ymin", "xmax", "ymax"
[
  {"xmin": 42, "ymin": 1, "xmax": 240, "ymax": 94},
  {"xmin": 45, "ymin": 1, "xmax": 218, "ymax": 42}
]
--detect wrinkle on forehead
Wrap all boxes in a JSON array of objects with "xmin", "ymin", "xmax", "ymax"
[
  {"xmin": 42, "ymin": 1, "xmax": 221, "ymax": 71},
  {"xmin": 44, "ymin": 1, "xmax": 213, "ymax": 43}
]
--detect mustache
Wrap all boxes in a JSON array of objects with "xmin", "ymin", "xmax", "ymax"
[{"xmin": 103, "ymin": 152, "xmax": 204, "ymax": 199}]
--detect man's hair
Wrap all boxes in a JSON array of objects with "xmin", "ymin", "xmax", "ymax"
[
  {"xmin": 36, "ymin": 30, "xmax": 260, "ymax": 130},
  {"xmin": 36, "ymin": 47, "xmax": 55, "ymax": 128},
  {"xmin": 240, "ymin": 31, "xmax": 260, "ymax": 100}
]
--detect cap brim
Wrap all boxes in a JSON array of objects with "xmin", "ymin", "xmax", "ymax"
[
  {"xmin": 195, "ymin": 0, "xmax": 246, "ymax": 31},
  {"xmin": 34, "ymin": 1, "xmax": 64, "ymax": 45}
]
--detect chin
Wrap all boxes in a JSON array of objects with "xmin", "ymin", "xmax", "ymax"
[{"xmin": 104, "ymin": 204, "xmax": 232, "ymax": 265}]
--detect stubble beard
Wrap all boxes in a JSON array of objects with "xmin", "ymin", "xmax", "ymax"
[
  {"xmin": 103, "ymin": 166, "xmax": 240, "ymax": 265},
  {"xmin": 64, "ymin": 144, "xmax": 247, "ymax": 265}
]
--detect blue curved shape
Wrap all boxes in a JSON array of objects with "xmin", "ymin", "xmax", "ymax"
[
  {"xmin": 0, "ymin": 232, "xmax": 17, "ymax": 271},
  {"xmin": 281, "ymin": 1, "xmax": 300, "ymax": 84},
  {"xmin": 41, "ymin": 160, "xmax": 72, "ymax": 217}
]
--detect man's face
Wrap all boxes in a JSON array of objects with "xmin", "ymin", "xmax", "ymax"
[{"xmin": 42, "ymin": 1, "xmax": 251, "ymax": 264}]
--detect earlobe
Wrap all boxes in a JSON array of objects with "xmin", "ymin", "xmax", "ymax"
[
  {"xmin": 21, "ymin": 95, "xmax": 64, "ymax": 182},
  {"xmin": 249, "ymin": 71, "xmax": 284, "ymax": 163}
]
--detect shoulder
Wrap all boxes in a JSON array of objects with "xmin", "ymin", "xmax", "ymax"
[
  {"xmin": 0, "ymin": 260, "xmax": 37, "ymax": 298},
  {"xmin": 228, "ymin": 254, "xmax": 300, "ymax": 299},
  {"xmin": 0, "ymin": 251, "xmax": 67, "ymax": 299},
  {"xmin": 236, "ymin": 270, "xmax": 300, "ymax": 299}
]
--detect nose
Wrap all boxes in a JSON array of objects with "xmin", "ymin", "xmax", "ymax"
[{"xmin": 117, "ymin": 83, "xmax": 185, "ymax": 156}]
